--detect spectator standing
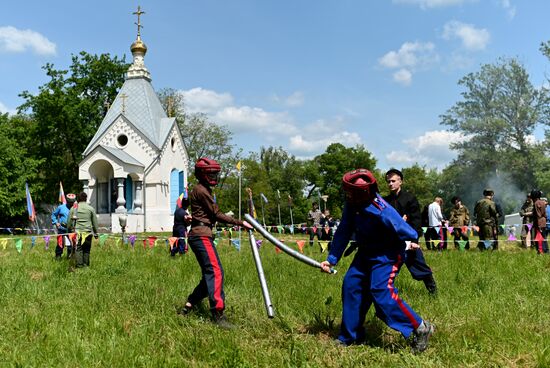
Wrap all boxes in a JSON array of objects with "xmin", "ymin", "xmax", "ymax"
[
  {"xmin": 171, "ymin": 193, "xmax": 191, "ymax": 256},
  {"xmin": 384, "ymin": 169, "xmax": 437, "ymax": 294},
  {"xmin": 474, "ymin": 188, "xmax": 498, "ymax": 251},
  {"xmin": 519, "ymin": 193, "xmax": 534, "ymax": 248},
  {"xmin": 307, "ymin": 202, "xmax": 323, "ymax": 247},
  {"xmin": 319, "ymin": 209, "xmax": 335, "ymax": 251},
  {"xmin": 449, "ymin": 196, "xmax": 470, "ymax": 250},
  {"xmin": 427, "ymin": 198, "xmax": 447, "ymax": 250},
  {"xmin": 531, "ymin": 190, "xmax": 548, "ymax": 254},
  {"xmin": 51, "ymin": 193, "xmax": 77, "ymax": 259},
  {"xmin": 67, "ymin": 192, "xmax": 98, "ymax": 268}
]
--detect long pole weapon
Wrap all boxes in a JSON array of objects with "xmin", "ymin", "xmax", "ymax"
[
  {"xmin": 246, "ymin": 188, "xmax": 275, "ymax": 318},
  {"xmin": 245, "ymin": 214, "xmax": 337, "ymax": 274}
]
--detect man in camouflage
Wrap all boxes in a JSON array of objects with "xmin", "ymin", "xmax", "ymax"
[
  {"xmin": 449, "ymin": 196, "xmax": 470, "ymax": 250},
  {"xmin": 474, "ymin": 188, "xmax": 499, "ymax": 251},
  {"xmin": 519, "ymin": 193, "xmax": 534, "ymax": 248}
]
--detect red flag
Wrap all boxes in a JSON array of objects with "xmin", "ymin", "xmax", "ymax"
[{"xmin": 296, "ymin": 240, "xmax": 305, "ymax": 254}]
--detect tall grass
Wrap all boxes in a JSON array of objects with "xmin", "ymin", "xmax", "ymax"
[{"xmin": 0, "ymin": 234, "xmax": 549, "ymax": 367}]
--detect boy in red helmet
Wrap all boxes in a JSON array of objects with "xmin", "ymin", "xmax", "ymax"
[
  {"xmin": 179, "ymin": 157, "xmax": 253, "ymax": 328},
  {"xmin": 320, "ymin": 169, "xmax": 434, "ymax": 353}
]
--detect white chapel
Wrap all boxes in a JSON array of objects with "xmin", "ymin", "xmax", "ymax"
[{"xmin": 78, "ymin": 12, "xmax": 189, "ymax": 233}]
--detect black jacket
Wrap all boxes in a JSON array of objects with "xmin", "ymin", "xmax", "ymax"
[{"xmin": 383, "ymin": 190, "xmax": 422, "ymax": 240}]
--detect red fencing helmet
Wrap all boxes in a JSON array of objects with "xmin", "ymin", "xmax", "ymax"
[
  {"xmin": 342, "ymin": 169, "xmax": 378, "ymax": 204},
  {"xmin": 195, "ymin": 157, "xmax": 221, "ymax": 186}
]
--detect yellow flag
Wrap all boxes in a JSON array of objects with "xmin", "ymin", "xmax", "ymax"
[
  {"xmin": 236, "ymin": 161, "xmax": 242, "ymax": 171},
  {"xmin": 320, "ymin": 241, "xmax": 329, "ymax": 253}
]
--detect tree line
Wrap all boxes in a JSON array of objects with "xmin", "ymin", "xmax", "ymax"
[{"xmin": 1, "ymin": 44, "xmax": 550, "ymax": 227}]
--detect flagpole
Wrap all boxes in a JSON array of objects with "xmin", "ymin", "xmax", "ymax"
[
  {"xmin": 261, "ymin": 199, "xmax": 266, "ymax": 228},
  {"xmin": 238, "ymin": 164, "xmax": 242, "ymax": 245},
  {"xmin": 288, "ymin": 195, "xmax": 294, "ymax": 228},
  {"xmin": 277, "ymin": 190, "xmax": 282, "ymax": 227}
]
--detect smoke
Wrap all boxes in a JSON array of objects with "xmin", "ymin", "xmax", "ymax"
[{"xmin": 486, "ymin": 170, "xmax": 526, "ymax": 215}]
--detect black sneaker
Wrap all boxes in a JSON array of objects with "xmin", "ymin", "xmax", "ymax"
[
  {"xmin": 212, "ymin": 312, "xmax": 235, "ymax": 330},
  {"xmin": 423, "ymin": 276, "xmax": 438, "ymax": 296},
  {"xmin": 177, "ymin": 302, "xmax": 194, "ymax": 315},
  {"xmin": 410, "ymin": 321, "xmax": 434, "ymax": 353}
]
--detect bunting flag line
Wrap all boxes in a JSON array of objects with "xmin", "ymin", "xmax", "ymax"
[
  {"xmin": 508, "ymin": 233, "xmax": 517, "ymax": 241},
  {"xmin": 319, "ymin": 241, "xmax": 329, "ymax": 253},
  {"xmin": 457, "ymin": 240, "xmax": 467, "ymax": 251},
  {"xmin": 231, "ymin": 239, "xmax": 241, "ymax": 251},
  {"xmin": 99, "ymin": 234, "xmax": 109, "ymax": 246},
  {"xmin": 129, "ymin": 235, "xmax": 136, "ymax": 248},
  {"xmin": 296, "ymin": 240, "xmax": 305, "ymax": 253},
  {"xmin": 44, "ymin": 236, "xmax": 50, "ymax": 250},
  {"xmin": 15, "ymin": 239, "xmax": 22, "ymax": 253},
  {"xmin": 31, "ymin": 236, "xmax": 36, "ymax": 249},
  {"xmin": 169, "ymin": 237, "xmax": 178, "ymax": 250}
]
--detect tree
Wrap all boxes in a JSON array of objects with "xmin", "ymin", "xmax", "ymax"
[
  {"xmin": 18, "ymin": 52, "xmax": 128, "ymax": 202},
  {"xmin": 305, "ymin": 143, "xmax": 378, "ymax": 218},
  {"xmin": 157, "ymin": 88, "xmax": 240, "ymax": 187},
  {"xmin": 440, "ymin": 57, "xmax": 550, "ymax": 211},
  {"xmin": 0, "ymin": 114, "xmax": 43, "ymax": 225}
]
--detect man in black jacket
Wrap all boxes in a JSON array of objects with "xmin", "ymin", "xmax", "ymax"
[{"xmin": 383, "ymin": 169, "xmax": 438, "ymax": 295}]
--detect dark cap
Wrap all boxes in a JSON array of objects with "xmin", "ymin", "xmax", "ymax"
[
  {"xmin": 451, "ymin": 196, "xmax": 461, "ymax": 204},
  {"xmin": 385, "ymin": 168, "xmax": 403, "ymax": 180},
  {"xmin": 483, "ymin": 188, "xmax": 494, "ymax": 196}
]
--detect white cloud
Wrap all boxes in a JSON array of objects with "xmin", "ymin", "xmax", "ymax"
[
  {"xmin": 0, "ymin": 101, "xmax": 15, "ymax": 115},
  {"xmin": 378, "ymin": 41, "xmax": 439, "ymax": 85},
  {"xmin": 181, "ymin": 87, "xmax": 297, "ymax": 135},
  {"xmin": 271, "ymin": 91, "xmax": 305, "ymax": 107},
  {"xmin": 499, "ymin": 0, "xmax": 516, "ymax": 19},
  {"xmin": 393, "ymin": 69, "xmax": 413, "ymax": 86},
  {"xmin": 385, "ymin": 130, "xmax": 467, "ymax": 170},
  {"xmin": 289, "ymin": 131, "xmax": 362, "ymax": 154},
  {"xmin": 179, "ymin": 87, "xmax": 233, "ymax": 114},
  {"xmin": 214, "ymin": 106, "xmax": 297, "ymax": 135},
  {"xmin": 180, "ymin": 87, "xmax": 364, "ymax": 156},
  {"xmin": 442, "ymin": 21, "xmax": 490, "ymax": 51},
  {"xmin": 393, "ymin": 0, "xmax": 473, "ymax": 9},
  {"xmin": 0, "ymin": 26, "xmax": 56, "ymax": 56}
]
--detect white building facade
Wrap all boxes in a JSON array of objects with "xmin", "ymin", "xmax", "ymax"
[{"xmin": 78, "ymin": 33, "xmax": 188, "ymax": 233}]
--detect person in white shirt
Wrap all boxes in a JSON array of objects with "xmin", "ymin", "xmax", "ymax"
[{"xmin": 426, "ymin": 197, "xmax": 448, "ymax": 250}]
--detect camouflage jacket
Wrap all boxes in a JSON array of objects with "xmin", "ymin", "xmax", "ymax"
[{"xmin": 474, "ymin": 198, "xmax": 498, "ymax": 226}]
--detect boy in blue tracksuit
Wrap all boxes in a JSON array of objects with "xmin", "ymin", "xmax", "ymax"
[{"xmin": 321, "ymin": 169, "xmax": 434, "ymax": 353}]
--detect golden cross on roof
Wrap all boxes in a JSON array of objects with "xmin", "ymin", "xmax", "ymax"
[
  {"xmin": 133, "ymin": 5, "xmax": 145, "ymax": 38},
  {"xmin": 120, "ymin": 93, "xmax": 128, "ymax": 114}
]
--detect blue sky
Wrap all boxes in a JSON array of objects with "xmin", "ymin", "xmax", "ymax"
[{"xmin": 1, "ymin": 0, "xmax": 549, "ymax": 171}]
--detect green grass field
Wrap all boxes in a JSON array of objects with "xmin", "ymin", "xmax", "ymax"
[{"xmin": 1, "ymin": 233, "xmax": 550, "ymax": 367}]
